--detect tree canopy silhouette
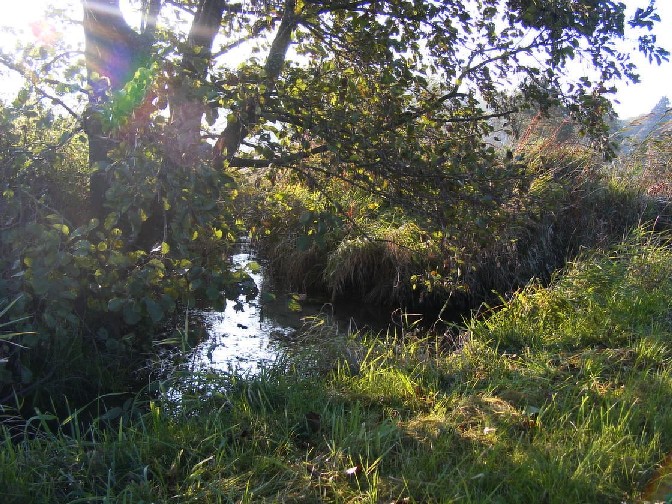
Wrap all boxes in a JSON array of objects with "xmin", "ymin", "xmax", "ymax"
[{"xmin": 78, "ymin": 0, "xmax": 668, "ymax": 228}]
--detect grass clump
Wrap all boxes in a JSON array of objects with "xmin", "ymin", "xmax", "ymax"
[{"xmin": 3, "ymin": 228, "xmax": 672, "ymax": 502}]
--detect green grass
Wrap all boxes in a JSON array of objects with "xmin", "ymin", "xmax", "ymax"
[{"xmin": 2, "ymin": 228, "xmax": 672, "ymax": 502}]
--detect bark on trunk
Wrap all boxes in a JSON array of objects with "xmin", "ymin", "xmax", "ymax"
[{"xmin": 165, "ymin": 0, "xmax": 226, "ymax": 167}]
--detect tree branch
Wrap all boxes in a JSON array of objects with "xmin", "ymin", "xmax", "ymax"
[
  {"xmin": 0, "ymin": 52, "xmax": 81, "ymax": 119},
  {"xmin": 229, "ymin": 144, "xmax": 329, "ymax": 168},
  {"xmin": 211, "ymin": 16, "xmax": 279, "ymax": 59},
  {"xmin": 141, "ymin": 0, "xmax": 162, "ymax": 40},
  {"xmin": 214, "ymin": 0, "xmax": 300, "ymax": 164}
]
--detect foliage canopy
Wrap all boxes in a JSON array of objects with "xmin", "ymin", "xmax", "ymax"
[{"xmin": 8, "ymin": 0, "xmax": 667, "ymax": 220}]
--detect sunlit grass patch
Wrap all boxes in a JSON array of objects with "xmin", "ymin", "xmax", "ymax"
[
  {"xmin": 460, "ymin": 229, "xmax": 672, "ymax": 501},
  {"xmin": 476, "ymin": 229, "xmax": 672, "ymax": 351}
]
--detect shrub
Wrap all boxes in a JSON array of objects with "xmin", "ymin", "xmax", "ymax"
[
  {"xmin": 243, "ymin": 130, "xmax": 671, "ymax": 316},
  {"xmin": 0, "ymin": 101, "xmax": 248, "ymax": 407}
]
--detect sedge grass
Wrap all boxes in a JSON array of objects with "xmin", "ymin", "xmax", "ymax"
[{"xmin": 2, "ymin": 228, "xmax": 672, "ymax": 502}]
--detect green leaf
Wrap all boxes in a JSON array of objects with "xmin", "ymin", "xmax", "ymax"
[
  {"xmin": 99, "ymin": 407, "xmax": 123, "ymax": 421},
  {"xmin": 160, "ymin": 294, "xmax": 176, "ymax": 312},
  {"xmin": 122, "ymin": 301, "xmax": 142, "ymax": 325},
  {"xmin": 108, "ymin": 252, "xmax": 131, "ymax": 267},
  {"xmin": 247, "ymin": 261, "xmax": 262, "ymax": 273},
  {"xmin": 205, "ymin": 285, "xmax": 220, "ymax": 301},
  {"xmin": 287, "ymin": 297, "xmax": 302, "ymax": 312},
  {"xmin": 297, "ymin": 235, "xmax": 312, "ymax": 251},
  {"xmin": 261, "ymin": 292, "xmax": 276, "ymax": 302},
  {"xmin": 72, "ymin": 240, "xmax": 93, "ymax": 257},
  {"xmin": 104, "ymin": 213, "xmax": 118, "ymax": 230},
  {"xmin": 40, "ymin": 311, "xmax": 56, "ymax": 329},
  {"xmin": 144, "ymin": 297, "xmax": 164, "ymax": 323},
  {"xmin": 20, "ymin": 364, "xmax": 33, "ymax": 384},
  {"xmin": 52, "ymin": 223, "xmax": 70, "ymax": 235},
  {"xmin": 31, "ymin": 276, "xmax": 50, "ymax": 296},
  {"xmin": 108, "ymin": 298, "xmax": 125, "ymax": 312}
]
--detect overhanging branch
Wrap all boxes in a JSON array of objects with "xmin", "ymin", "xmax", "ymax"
[{"xmin": 228, "ymin": 144, "xmax": 329, "ymax": 168}]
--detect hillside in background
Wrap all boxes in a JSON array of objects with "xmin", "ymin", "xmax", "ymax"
[{"xmin": 616, "ymin": 96, "xmax": 672, "ymax": 152}]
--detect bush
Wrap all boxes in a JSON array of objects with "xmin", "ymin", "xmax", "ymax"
[{"xmin": 0, "ymin": 101, "xmax": 248, "ymax": 408}]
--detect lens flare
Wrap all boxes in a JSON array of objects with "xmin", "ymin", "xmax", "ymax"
[{"xmin": 29, "ymin": 19, "xmax": 59, "ymax": 45}]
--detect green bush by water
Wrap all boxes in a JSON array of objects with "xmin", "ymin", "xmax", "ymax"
[{"xmin": 244, "ymin": 138, "xmax": 669, "ymax": 312}]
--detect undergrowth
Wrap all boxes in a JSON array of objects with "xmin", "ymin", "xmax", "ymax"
[
  {"xmin": 3, "ymin": 228, "xmax": 672, "ymax": 503},
  {"xmin": 243, "ymin": 138, "xmax": 671, "ymax": 312}
]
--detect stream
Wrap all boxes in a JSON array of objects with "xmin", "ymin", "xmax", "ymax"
[{"xmin": 177, "ymin": 240, "xmax": 393, "ymax": 376}]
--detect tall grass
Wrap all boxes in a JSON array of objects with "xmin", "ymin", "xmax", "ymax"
[{"xmin": 3, "ymin": 228, "xmax": 672, "ymax": 502}]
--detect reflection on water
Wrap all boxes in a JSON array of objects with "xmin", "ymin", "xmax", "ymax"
[
  {"xmin": 190, "ymin": 244, "xmax": 292, "ymax": 375},
  {"xmin": 184, "ymin": 240, "xmax": 392, "ymax": 376}
]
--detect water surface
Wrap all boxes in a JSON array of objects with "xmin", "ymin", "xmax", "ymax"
[{"xmin": 184, "ymin": 241, "xmax": 392, "ymax": 376}]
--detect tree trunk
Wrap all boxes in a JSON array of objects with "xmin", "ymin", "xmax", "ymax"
[
  {"xmin": 134, "ymin": 0, "xmax": 227, "ymax": 249},
  {"xmin": 82, "ymin": 0, "xmax": 146, "ymax": 219},
  {"xmin": 166, "ymin": 0, "xmax": 226, "ymax": 168}
]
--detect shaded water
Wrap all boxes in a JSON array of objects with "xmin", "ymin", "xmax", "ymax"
[{"xmin": 182, "ymin": 240, "xmax": 392, "ymax": 376}]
